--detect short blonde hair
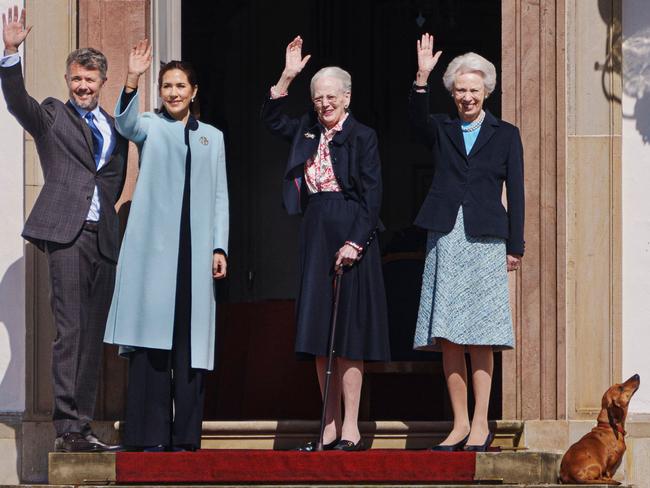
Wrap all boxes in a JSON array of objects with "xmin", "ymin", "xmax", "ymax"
[
  {"xmin": 310, "ymin": 66, "xmax": 352, "ymax": 97},
  {"xmin": 442, "ymin": 52, "xmax": 497, "ymax": 96}
]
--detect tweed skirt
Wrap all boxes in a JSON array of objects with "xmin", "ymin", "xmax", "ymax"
[
  {"xmin": 413, "ymin": 206, "xmax": 514, "ymax": 352},
  {"xmin": 295, "ymin": 192, "xmax": 390, "ymax": 361}
]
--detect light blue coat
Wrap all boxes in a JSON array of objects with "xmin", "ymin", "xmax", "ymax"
[{"xmin": 104, "ymin": 90, "xmax": 229, "ymax": 370}]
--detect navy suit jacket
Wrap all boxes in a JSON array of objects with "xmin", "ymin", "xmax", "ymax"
[
  {"xmin": 409, "ymin": 87, "xmax": 525, "ymax": 256},
  {"xmin": 261, "ymin": 94, "xmax": 382, "ymax": 247}
]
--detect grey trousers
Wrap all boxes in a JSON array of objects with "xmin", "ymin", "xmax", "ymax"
[{"xmin": 46, "ymin": 227, "xmax": 115, "ymax": 436}]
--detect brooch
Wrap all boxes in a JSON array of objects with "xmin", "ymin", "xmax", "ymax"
[
  {"xmin": 304, "ymin": 132, "xmax": 315, "ymax": 139},
  {"xmin": 199, "ymin": 136, "xmax": 209, "ymax": 145}
]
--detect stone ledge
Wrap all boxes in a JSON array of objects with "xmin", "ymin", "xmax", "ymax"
[
  {"xmin": 48, "ymin": 453, "xmax": 115, "ymax": 486},
  {"xmin": 0, "ymin": 485, "xmax": 633, "ymax": 488},
  {"xmin": 475, "ymin": 451, "xmax": 562, "ymax": 484}
]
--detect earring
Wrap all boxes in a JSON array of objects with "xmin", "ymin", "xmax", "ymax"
[{"xmin": 191, "ymin": 97, "xmax": 195, "ymax": 102}]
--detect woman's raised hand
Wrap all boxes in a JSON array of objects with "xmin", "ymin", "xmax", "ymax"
[
  {"xmin": 128, "ymin": 39, "xmax": 152, "ymax": 77},
  {"xmin": 2, "ymin": 5, "xmax": 32, "ymax": 55},
  {"xmin": 417, "ymin": 33, "xmax": 442, "ymax": 75},
  {"xmin": 283, "ymin": 36, "xmax": 311, "ymax": 79}
]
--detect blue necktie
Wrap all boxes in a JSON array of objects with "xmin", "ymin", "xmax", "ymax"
[{"xmin": 84, "ymin": 112, "xmax": 104, "ymax": 167}]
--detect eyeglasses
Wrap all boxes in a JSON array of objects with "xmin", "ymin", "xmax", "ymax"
[{"xmin": 312, "ymin": 94, "xmax": 345, "ymax": 106}]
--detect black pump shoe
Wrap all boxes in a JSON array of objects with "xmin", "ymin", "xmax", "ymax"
[
  {"xmin": 332, "ymin": 439, "xmax": 365, "ymax": 451},
  {"xmin": 294, "ymin": 438, "xmax": 340, "ymax": 452},
  {"xmin": 463, "ymin": 431, "xmax": 494, "ymax": 452},
  {"xmin": 430, "ymin": 433, "xmax": 469, "ymax": 452}
]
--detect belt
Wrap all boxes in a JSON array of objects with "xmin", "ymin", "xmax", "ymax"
[{"xmin": 83, "ymin": 220, "xmax": 99, "ymax": 232}]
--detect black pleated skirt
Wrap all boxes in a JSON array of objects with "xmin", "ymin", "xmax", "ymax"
[{"xmin": 295, "ymin": 192, "xmax": 390, "ymax": 361}]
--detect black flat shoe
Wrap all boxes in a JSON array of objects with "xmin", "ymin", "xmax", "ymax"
[
  {"xmin": 430, "ymin": 433, "xmax": 469, "ymax": 451},
  {"xmin": 294, "ymin": 439, "xmax": 340, "ymax": 452},
  {"xmin": 332, "ymin": 439, "xmax": 365, "ymax": 451},
  {"xmin": 463, "ymin": 431, "xmax": 494, "ymax": 452}
]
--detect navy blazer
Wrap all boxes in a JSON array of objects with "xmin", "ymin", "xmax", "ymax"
[
  {"xmin": 261, "ymin": 94, "xmax": 382, "ymax": 247},
  {"xmin": 408, "ymin": 87, "xmax": 525, "ymax": 256}
]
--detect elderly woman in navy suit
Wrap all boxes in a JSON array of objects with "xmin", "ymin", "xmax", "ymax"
[
  {"xmin": 409, "ymin": 34, "xmax": 524, "ymax": 452},
  {"xmin": 261, "ymin": 36, "xmax": 390, "ymax": 451},
  {"xmin": 104, "ymin": 41, "xmax": 229, "ymax": 451}
]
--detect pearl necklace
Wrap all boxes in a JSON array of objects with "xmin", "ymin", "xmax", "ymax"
[{"xmin": 461, "ymin": 111, "xmax": 485, "ymax": 132}]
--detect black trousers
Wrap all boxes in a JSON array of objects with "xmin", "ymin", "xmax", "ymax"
[
  {"xmin": 46, "ymin": 227, "xmax": 115, "ymax": 436},
  {"xmin": 122, "ymin": 319, "xmax": 205, "ymax": 448},
  {"xmin": 122, "ymin": 192, "xmax": 205, "ymax": 449}
]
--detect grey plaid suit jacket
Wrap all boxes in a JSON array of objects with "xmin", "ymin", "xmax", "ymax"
[{"xmin": 0, "ymin": 61, "xmax": 128, "ymax": 262}]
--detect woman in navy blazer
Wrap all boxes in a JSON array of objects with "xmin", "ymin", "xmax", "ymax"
[
  {"xmin": 261, "ymin": 37, "xmax": 390, "ymax": 452},
  {"xmin": 410, "ymin": 34, "xmax": 525, "ymax": 452}
]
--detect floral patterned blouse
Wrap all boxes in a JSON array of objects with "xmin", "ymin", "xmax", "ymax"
[{"xmin": 303, "ymin": 113, "xmax": 348, "ymax": 194}]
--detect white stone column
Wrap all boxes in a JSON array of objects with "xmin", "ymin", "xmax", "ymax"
[
  {"xmin": 0, "ymin": 0, "xmax": 25, "ymax": 414},
  {"xmin": 622, "ymin": 0, "xmax": 650, "ymax": 414},
  {"xmin": 0, "ymin": 0, "xmax": 26, "ymax": 483}
]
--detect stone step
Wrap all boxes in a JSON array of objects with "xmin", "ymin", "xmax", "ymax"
[
  {"xmin": 48, "ymin": 450, "xmax": 563, "ymax": 486},
  {"xmin": 116, "ymin": 419, "xmax": 525, "ymax": 450},
  {"xmin": 3, "ymin": 485, "xmax": 635, "ymax": 488}
]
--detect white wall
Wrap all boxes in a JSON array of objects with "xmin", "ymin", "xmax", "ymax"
[
  {"xmin": 0, "ymin": 0, "xmax": 25, "ymax": 413},
  {"xmin": 622, "ymin": 0, "xmax": 650, "ymax": 414}
]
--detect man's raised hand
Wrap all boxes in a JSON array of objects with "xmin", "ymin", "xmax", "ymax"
[{"xmin": 2, "ymin": 5, "xmax": 32, "ymax": 55}]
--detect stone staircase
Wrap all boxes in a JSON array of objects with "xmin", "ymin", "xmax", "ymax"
[{"xmin": 7, "ymin": 419, "xmax": 648, "ymax": 487}]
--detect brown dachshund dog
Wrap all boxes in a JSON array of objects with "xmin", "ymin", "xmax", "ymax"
[{"xmin": 560, "ymin": 374, "xmax": 640, "ymax": 485}]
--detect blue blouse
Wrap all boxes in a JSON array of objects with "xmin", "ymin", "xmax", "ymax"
[{"xmin": 461, "ymin": 121, "xmax": 482, "ymax": 153}]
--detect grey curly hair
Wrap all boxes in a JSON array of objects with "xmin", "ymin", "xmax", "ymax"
[{"xmin": 442, "ymin": 52, "xmax": 496, "ymax": 96}]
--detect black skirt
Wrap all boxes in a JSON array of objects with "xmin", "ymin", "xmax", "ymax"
[{"xmin": 295, "ymin": 192, "xmax": 390, "ymax": 361}]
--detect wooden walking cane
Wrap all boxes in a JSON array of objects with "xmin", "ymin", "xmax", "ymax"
[{"xmin": 315, "ymin": 265, "xmax": 344, "ymax": 452}]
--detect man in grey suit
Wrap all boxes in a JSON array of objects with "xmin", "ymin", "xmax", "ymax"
[{"xmin": 1, "ymin": 6, "xmax": 127, "ymax": 452}]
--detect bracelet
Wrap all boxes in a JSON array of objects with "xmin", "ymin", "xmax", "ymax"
[
  {"xmin": 345, "ymin": 241, "xmax": 363, "ymax": 253},
  {"xmin": 125, "ymin": 84, "xmax": 138, "ymax": 90},
  {"xmin": 270, "ymin": 85, "xmax": 288, "ymax": 99},
  {"xmin": 413, "ymin": 81, "xmax": 428, "ymax": 91}
]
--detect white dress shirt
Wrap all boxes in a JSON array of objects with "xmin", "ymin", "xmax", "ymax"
[{"xmin": 69, "ymin": 103, "xmax": 116, "ymax": 221}]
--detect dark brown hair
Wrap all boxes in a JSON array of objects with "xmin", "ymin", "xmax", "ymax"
[{"xmin": 158, "ymin": 60, "xmax": 200, "ymax": 119}]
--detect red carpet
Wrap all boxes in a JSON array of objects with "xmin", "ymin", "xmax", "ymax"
[{"xmin": 116, "ymin": 449, "xmax": 476, "ymax": 483}]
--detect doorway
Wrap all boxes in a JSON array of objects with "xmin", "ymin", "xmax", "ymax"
[{"xmin": 181, "ymin": 0, "xmax": 502, "ymax": 421}]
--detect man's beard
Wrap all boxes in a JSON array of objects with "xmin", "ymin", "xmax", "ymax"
[{"xmin": 70, "ymin": 90, "xmax": 100, "ymax": 111}]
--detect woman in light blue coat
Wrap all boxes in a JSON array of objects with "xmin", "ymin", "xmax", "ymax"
[{"xmin": 104, "ymin": 40, "xmax": 229, "ymax": 451}]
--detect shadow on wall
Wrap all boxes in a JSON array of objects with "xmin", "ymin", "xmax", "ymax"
[
  {"xmin": 622, "ymin": 22, "xmax": 650, "ymax": 143},
  {"xmin": 0, "ymin": 256, "xmax": 25, "ymax": 482},
  {"xmin": 598, "ymin": 0, "xmax": 650, "ymax": 144},
  {"xmin": 0, "ymin": 257, "xmax": 25, "ymax": 408}
]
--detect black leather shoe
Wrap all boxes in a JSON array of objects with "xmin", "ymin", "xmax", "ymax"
[
  {"xmin": 143, "ymin": 445, "xmax": 168, "ymax": 452},
  {"xmin": 85, "ymin": 433, "xmax": 124, "ymax": 452},
  {"xmin": 332, "ymin": 439, "xmax": 365, "ymax": 451},
  {"xmin": 463, "ymin": 431, "xmax": 494, "ymax": 452},
  {"xmin": 294, "ymin": 439, "xmax": 340, "ymax": 452},
  {"xmin": 54, "ymin": 432, "xmax": 103, "ymax": 452},
  {"xmin": 171, "ymin": 444, "xmax": 197, "ymax": 452},
  {"xmin": 430, "ymin": 433, "xmax": 470, "ymax": 451}
]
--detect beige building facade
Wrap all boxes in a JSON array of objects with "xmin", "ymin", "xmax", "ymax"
[{"xmin": 0, "ymin": 0, "xmax": 648, "ymax": 484}]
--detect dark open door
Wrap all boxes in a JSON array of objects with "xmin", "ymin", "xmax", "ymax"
[{"xmin": 181, "ymin": 0, "xmax": 502, "ymax": 421}]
